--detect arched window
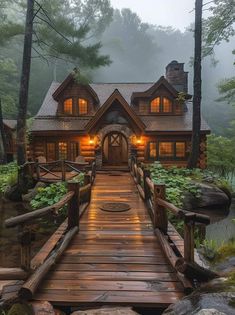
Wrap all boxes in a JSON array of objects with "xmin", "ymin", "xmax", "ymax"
[
  {"xmin": 78, "ymin": 98, "xmax": 88, "ymax": 115},
  {"xmin": 150, "ymin": 97, "xmax": 160, "ymax": 113},
  {"xmin": 162, "ymin": 97, "xmax": 172, "ymax": 113},
  {"xmin": 63, "ymin": 98, "xmax": 73, "ymax": 114}
]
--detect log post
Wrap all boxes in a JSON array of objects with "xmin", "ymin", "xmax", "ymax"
[
  {"xmin": 35, "ymin": 159, "xmax": 40, "ymax": 181},
  {"xmin": 61, "ymin": 160, "xmax": 66, "ymax": 181},
  {"xmin": 84, "ymin": 174, "xmax": 91, "ymax": 203},
  {"xmin": 153, "ymin": 184, "xmax": 168, "ymax": 234},
  {"xmin": 20, "ymin": 229, "xmax": 32, "ymax": 271},
  {"xmin": 67, "ymin": 182, "xmax": 80, "ymax": 230},
  {"xmin": 143, "ymin": 169, "xmax": 151, "ymax": 201},
  {"xmin": 184, "ymin": 219, "xmax": 195, "ymax": 263}
]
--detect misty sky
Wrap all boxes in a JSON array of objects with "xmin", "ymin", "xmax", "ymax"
[{"xmin": 110, "ymin": 0, "xmax": 198, "ymax": 31}]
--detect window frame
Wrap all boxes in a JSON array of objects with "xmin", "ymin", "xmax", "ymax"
[
  {"xmin": 149, "ymin": 96, "xmax": 173, "ymax": 114},
  {"xmin": 147, "ymin": 140, "xmax": 187, "ymax": 161},
  {"xmin": 70, "ymin": 142, "xmax": 80, "ymax": 161}
]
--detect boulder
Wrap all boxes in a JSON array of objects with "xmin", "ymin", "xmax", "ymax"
[
  {"xmin": 183, "ymin": 182, "xmax": 231, "ymax": 210},
  {"xmin": 4, "ymin": 184, "xmax": 22, "ymax": 201},
  {"xmin": 22, "ymin": 181, "xmax": 47, "ymax": 202},
  {"xmin": 71, "ymin": 307, "xmax": 140, "ymax": 315},
  {"xmin": 162, "ymin": 292, "xmax": 235, "ymax": 315},
  {"xmin": 31, "ymin": 301, "xmax": 55, "ymax": 314},
  {"xmin": 7, "ymin": 303, "xmax": 34, "ymax": 315}
]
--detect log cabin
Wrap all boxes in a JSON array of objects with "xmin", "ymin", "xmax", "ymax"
[
  {"xmin": 29, "ymin": 61, "xmax": 210, "ymax": 169},
  {"xmin": 3, "ymin": 119, "xmax": 17, "ymax": 162}
]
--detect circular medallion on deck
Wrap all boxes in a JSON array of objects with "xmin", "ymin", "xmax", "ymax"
[{"xmin": 100, "ymin": 202, "xmax": 131, "ymax": 212}]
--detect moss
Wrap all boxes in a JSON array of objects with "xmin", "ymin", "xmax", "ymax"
[
  {"xmin": 226, "ymin": 271, "xmax": 235, "ymax": 286},
  {"xmin": 7, "ymin": 303, "xmax": 33, "ymax": 315},
  {"xmin": 216, "ymin": 240, "xmax": 235, "ymax": 262}
]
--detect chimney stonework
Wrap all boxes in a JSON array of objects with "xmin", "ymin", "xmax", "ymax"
[{"xmin": 165, "ymin": 60, "xmax": 188, "ymax": 93}]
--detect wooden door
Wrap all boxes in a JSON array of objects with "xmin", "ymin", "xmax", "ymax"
[{"xmin": 107, "ymin": 132, "xmax": 128, "ymax": 166}]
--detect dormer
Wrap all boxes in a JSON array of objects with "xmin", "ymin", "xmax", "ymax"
[
  {"xmin": 53, "ymin": 71, "xmax": 99, "ymax": 117},
  {"xmin": 131, "ymin": 76, "xmax": 191, "ymax": 116}
]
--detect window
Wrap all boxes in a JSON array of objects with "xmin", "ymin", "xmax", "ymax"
[
  {"xmin": 148, "ymin": 141, "xmax": 187, "ymax": 160},
  {"xmin": 150, "ymin": 97, "xmax": 173, "ymax": 113},
  {"xmin": 78, "ymin": 98, "xmax": 88, "ymax": 115},
  {"xmin": 70, "ymin": 142, "xmax": 80, "ymax": 161},
  {"xmin": 63, "ymin": 98, "xmax": 73, "ymax": 115},
  {"xmin": 150, "ymin": 97, "xmax": 160, "ymax": 113},
  {"xmin": 149, "ymin": 142, "xmax": 157, "ymax": 159},
  {"xmin": 176, "ymin": 142, "xmax": 186, "ymax": 158},
  {"xmin": 163, "ymin": 97, "xmax": 172, "ymax": 113},
  {"xmin": 46, "ymin": 142, "xmax": 56, "ymax": 161},
  {"xmin": 159, "ymin": 142, "xmax": 174, "ymax": 158},
  {"xmin": 58, "ymin": 142, "xmax": 68, "ymax": 160}
]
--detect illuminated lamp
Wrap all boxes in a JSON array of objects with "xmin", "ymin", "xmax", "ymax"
[{"xmin": 89, "ymin": 136, "xmax": 95, "ymax": 145}]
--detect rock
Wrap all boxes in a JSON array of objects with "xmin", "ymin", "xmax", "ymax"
[
  {"xmin": 4, "ymin": 184, "xmax": 22, "ymax": 201},
  {"xmin": 31, "ymin": 301, "xmax": 55, "ymax": 314},
  {"xmin": 163, "ymin": 292, "xmax": 235, "ymax": 315},
  {"xmin": 215, "ymin": 257, "xmax": 235, "ymax": 274},
  {"xmin": 196, "ymin": 309, "xmax": 226, "ymax": 315},
  {"xmin": 183, "ymin": 182, "xmax": 231, "ymax": 210},
  {"xmin": 71, "ymin": 307, "xmax": 140, "ymax": 315},
  {"xmin": 7, "ymin": 303, "xmax": 34, "ymax": 315},
  {"xmin": 22, "ymin": 181, "xmax": 47, "ymax": 202}
]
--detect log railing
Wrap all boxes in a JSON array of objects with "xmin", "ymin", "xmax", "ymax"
[
  {"xmin": 130, "ymin": 157, "xmax": 217, "ymax": 283},
  {"xmin": 22, "ymin": 159, "xmax": 96, "ymax": 183},
  {"xmin": 3, "ymin": 171, "xmax": 95, "ymax": 299}
]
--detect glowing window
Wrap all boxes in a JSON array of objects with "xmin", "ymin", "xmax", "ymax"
[
  {"xmin": 150, "ymin": 97, "xmax": 160, "ymax": 113},
  {"xmin": 163, "ymin": 97, "xmax": 172, "ymax": 113},
  {"xmin": 159, "ymin": 142, "xmax": 174, "ymax": 158},
  {"xmin": 63, "ymin": 98, "xmax": 73, "ymax": 114},
  {"xmin": 176, "ymin": 142, "xmax": 186, "ymax": 158},
  {"xmin": 58, "ymin": 142, "xmax": 67, "ymax": 160},
  {"xmin": 78, "ymin": 98, "xmax": 88, "ymax": 115},
  {"xmin": 149, "ymin": 142, "xmax": 157, "ymax": 159}
]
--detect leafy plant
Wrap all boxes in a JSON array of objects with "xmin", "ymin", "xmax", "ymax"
[
  {"xmin": 199, "ymin": 239, "xmax": 218, "ymax": 261},
  {"xmin": 0, "ymin": 162, "xmax": 18, "ymax": 193}
]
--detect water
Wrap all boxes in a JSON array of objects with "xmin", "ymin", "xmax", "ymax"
[{"xmin": 0, "ymin": 198, "xmax": 60, "ymax": 267}]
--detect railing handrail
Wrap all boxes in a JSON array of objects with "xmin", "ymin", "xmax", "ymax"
[{"xmin": 5, "ymin": 191, "xmax": 74, "ymax": 228}]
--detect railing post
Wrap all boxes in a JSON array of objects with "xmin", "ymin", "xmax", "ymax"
[
  {"xmin": 61, "ymin": 160, "xmax": 66, "ymax": 181},
  {"xmin": 20, "ymin": 228, "xmax": 32, "ymax": 271},
  {"xmin": 84, "ymin": 173, "xmax": 91, "ymax": 203},
  {"xmin": 153, "ymin": 184, "xmax": 168, "ymax": 234},
  {"xmin": 136, "ymin": 163, "xmax": 141, "ymax": 186},
  {"xmin": 184, "ymin": 215, "xmax": 195, "ymax": 263},
  {"xmin": 143, "ymin": 169, "xmax": 151, "ymax": 201},
  {"xmin": 35, "ymin": 159, "xmax": 40, "ymax": 181},
  {"xmin": 67, "ymin": 182, "xmax": 80, "ymax": 230}
]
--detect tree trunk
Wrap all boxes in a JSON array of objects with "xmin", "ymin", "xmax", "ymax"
[
  {"xmin": 188, "ymin": 0, "xmax": 202, "ymax": 169},
  {"xmin": 0, "ymin": 99, "xmax": 7, "ymax": 164},
  {"xmin": 16, "ymin": 0, "xmax": 34, "ymax": 166}
]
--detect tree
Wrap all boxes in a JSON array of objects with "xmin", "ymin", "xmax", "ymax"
[
  {"xmin": 0, "ymin": 99, "xmax": 7, "ymax": 164},
  {"xmin": 0, "ymin": 0, "xmax": 113, "ymax": 166},
  {"xmin": 188, "ymin": 0, "xmax": 203, "ymax": 169}
]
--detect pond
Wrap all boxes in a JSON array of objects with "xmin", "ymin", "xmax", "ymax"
[{"xmin": 0, "ymin": 198, "xmax": 62, "ymax": 268}]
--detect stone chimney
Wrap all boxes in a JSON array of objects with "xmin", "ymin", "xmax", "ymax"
[{"xmin": 165, "ymin": 60, "xmax": 188, "ymax": 93}]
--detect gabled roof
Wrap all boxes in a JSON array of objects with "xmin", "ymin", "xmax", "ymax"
[
  {"xmin": 131, "ymin": 76, "xmax": 191, "ymax": 102},
  {"xmin": 52, "ymin": 72, "xmax": 99, "ymax": 104},
  {"xmin": 3, "ymin": 119, "xmax": 17, "ymax": 130},
  {"xmin": 86, "ymin": 89, "xmax": 145, "ymax": 134}
]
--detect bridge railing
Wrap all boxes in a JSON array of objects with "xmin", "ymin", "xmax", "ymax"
[
  {"xmin": 130, "ymin": 156, "xmax": 217, "ymax": 283},
  {"xmin": 22, "ymin": 159, "xmax": 96, "ymax": 183},
  {"xmin": 3, "ymin": 168, "xmax": 96, "ymax": 300}
]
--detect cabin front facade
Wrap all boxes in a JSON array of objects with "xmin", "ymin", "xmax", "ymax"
[{"xmin": 29, "ymin": 61, "xmax": 210, "ymax": 168}]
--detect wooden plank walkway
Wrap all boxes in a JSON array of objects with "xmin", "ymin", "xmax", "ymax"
[{"xmin": 34, "ymin": 172, "xmax": 185, "ymax": 308}]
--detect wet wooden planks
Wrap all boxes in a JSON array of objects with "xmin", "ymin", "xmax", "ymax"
[{"xmin": 34, "ymin": 173, "xmax": 184, "ymax": 307}]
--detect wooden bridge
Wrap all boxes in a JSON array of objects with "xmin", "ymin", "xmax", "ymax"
[{"xmin": 1, "ymin": 160, "xmax": 215, "ymax": 311}]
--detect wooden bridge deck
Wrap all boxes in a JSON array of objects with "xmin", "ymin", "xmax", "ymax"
[{"xmin": 33, "ymin": 172, "xmax": 185, "ymax": 308}]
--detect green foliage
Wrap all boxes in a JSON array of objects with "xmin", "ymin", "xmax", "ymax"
[
  {"xmin": 199, "ymin": 237, "xmax": 235, "ymax": 262},
  {"xmin": 207, "ymin": 134, "xmax": 235, "ymax": 180},
  {"xmin": 199, "ymin": 239, "xmax": 219, "ymax": 261},
  {"xmin": 0, "ymin": 162, "xmax": 18, "ymax": 193},
  {"xmin": 30, "ymin": 182, "xmax": 67, "ymax": 211},
  {"xmin": 30, "ymin": 173, "xmax": 84, "ymax": 215},
  {"xmin": 149, "ymin": 162, "xmax": 201, "ymax": 207}
]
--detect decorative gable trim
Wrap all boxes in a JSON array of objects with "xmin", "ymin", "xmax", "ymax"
[
  {"xmin": 86, "ymin": 89, "xmax": 145, "ymax": 134},
  {"xmin": 52, "ymin": 71, "xmax": 99, "ymax": 104},
  {"xmin": 131, "ymin": 76, "xmax": 191, "ymax": 102}
]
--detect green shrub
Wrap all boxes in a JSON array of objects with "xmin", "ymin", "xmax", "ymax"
[{"xmin": 0, "ymin": 162, "xmax": 18, "ymax": 193}]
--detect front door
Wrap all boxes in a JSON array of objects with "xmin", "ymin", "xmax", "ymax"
[{"xmin": 103, "ymin": 132, "xmax": 128, "ymax": 166}]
